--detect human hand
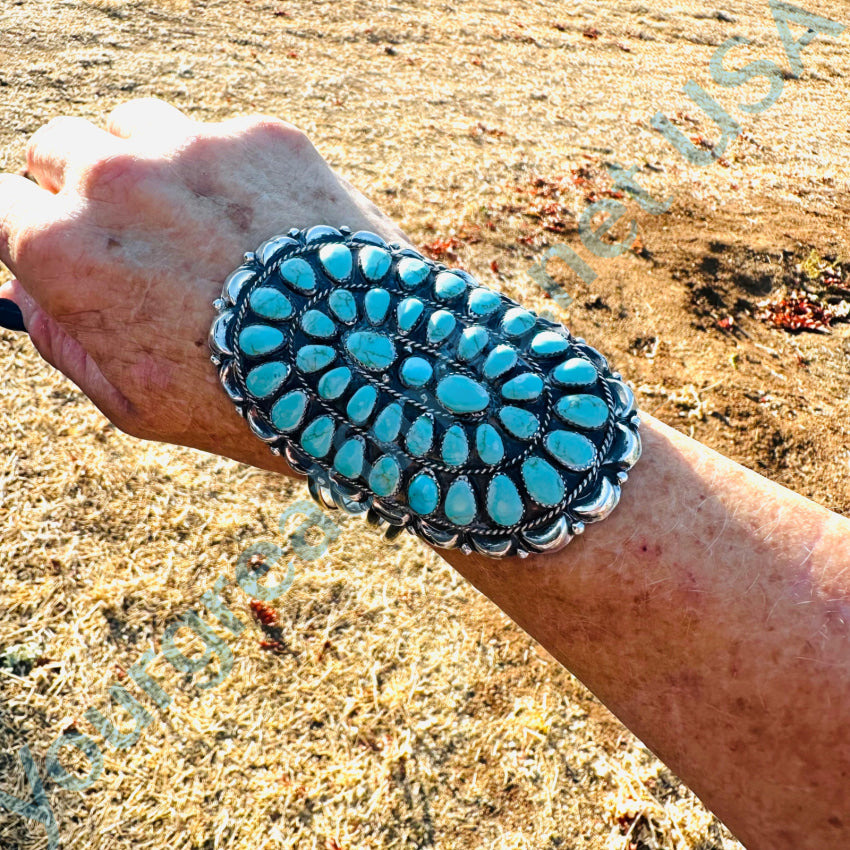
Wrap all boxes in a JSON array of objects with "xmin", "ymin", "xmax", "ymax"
[{"xmin": 0, "ymin": 98, "xmax": 408, "ymax": 470}]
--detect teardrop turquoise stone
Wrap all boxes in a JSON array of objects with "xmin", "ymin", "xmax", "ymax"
[
  {"xmin": 468, "ymin": 288, "xmax": 501, "ymax": 316},
  {"xmin": 482, "ymin": 345, "xmax": 517, "ymax": 380},
  {"xmin": 372, "ymin": 403, "xmax": 403, "ymax": 442},
  {"xmin": 400, "ymin": 357, "xmax": 433, "ymax": 388},
  {"xmin": 301, "ymin": 309, "xmax": 337, "ymax": 339},
  {"xmin": 501, "ymin": 373, "xmax": 543, "ymax": 401},
  {"xmin": 531, "ymin": 331, "xmax": 570, "ymax": 357},
  {"xmin": 444, "ymin": 479, "xmax": 476, "ymax": 526},
  {"xmin": 369, "ymin": 455, "xmax": 401, "ymax": 497},
  {"xmin": 486, "ymin": 474, "xmax": 524, "ymax": 527},
  {"xmin": 334, "ymin": 438, "xmax": 364, "ymax": 479},
  {"xmin": 397, "ymin": 257, "xmax": 430, "ymax": 289},
  {"xmin": 345, "ymin": 331, "xmax": 397, "ymax": 370},
  {"xmin": 476, "ymin": 424, "xmax": 504, "ymax": 465},
  {"xmin": 396, "ymin": 297, "xmax": 424, "ymax": 332},
  {"xmin": 521, "ymin": 457, "xmax": 565, "ymax": 507},
  {"xmin": 278, "ymin": 257, "xmax": 316, "ymax": 293},
  {"xmin": 365, "ymin": 288, "xmax": 391, "ymax": 324},
  {"xmin": 347, "ymin": 385, "xmax": 378, "ymax": 424},
  {"xmin": 245, "ymin": 361, "xmax": 289, "ymax": 398},
  {"xmin": 442, "ymin": 425, "xmax": 469, "ymax": 466},
  {"xmin": 544, "ymin": 430, "xmax": 597, "ymax": 471},
  {"xmin": 457, "ymin": 326, "xmax": 488, "ymax": 361},
  {"xmin": 556, "ymin": 394, "xmax": 609, "ymax": 429},
  {"xmin": 408, "ymin": 473, "xmax": 439, "ymax": 515},
  {"xmin": 427, "ymin": 310, "xmax": 456, "ymax": 344},
  {"xmin": 434, "ymin": 272, "xmax": 467, "ymax": 300},
  {"xmin": 552, "ymin": 358, "xmax": 597, "ymax": 387},
  {"xmin": 359, "ymin": 246, "xmax": 392, "ymax": 281},
  {"xmin": 250, "ymin": 287, "xmax": 292, "ymax": 321},
  {"xmin": 238, "ymin": 325, "xmax": 284, "ymax": 356},
  {"xmin": 436, "ymin": 375, "xmax": 490, "ymax": 414},
  {"xmin": 498, "ymin": 406, "xmax": 540, "ymax": 440},
  {"xmin": 502, "ymin": 307, "xmax": 536, "ymax": 337},
  {"xmin": 300, "ymin": 415, "xmax": 335, "ymax": 458},
  {"xmin": 317, "ymin": 366, "xmax": 352, "ymax": 400},
  {"xmin": 270, "ymin": 390, "xmax": 307, "ymax": 432},
  {"xmin": 329, "ymin": 289, "xmax": 358, "ymax": 323},
  {"xmin": 406, "ymin": 415, "xmax": 434, "ymax": 456},
  {"xmin": 318, "ymin": 243, "xmax": 353, "ymax": 281},
  {"xmin": 296, "ymin": 344, "xmax": 335, "ymax": 373}
]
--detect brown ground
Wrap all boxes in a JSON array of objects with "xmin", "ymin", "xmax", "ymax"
[{"xmin": 0, "ymin": 0, "xmax": 848, "ymax": 848}]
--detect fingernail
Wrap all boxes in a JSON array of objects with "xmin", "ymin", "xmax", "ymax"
[{"xmin": 0, "ymin": 298, "xmax": 27, "ymax": 332}]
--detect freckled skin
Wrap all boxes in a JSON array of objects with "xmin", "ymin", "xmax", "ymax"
[{"xmin": 1, "ymin": 99, "xmax": 849, "ymax": 850}]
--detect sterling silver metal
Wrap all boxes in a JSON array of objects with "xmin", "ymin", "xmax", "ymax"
[{"xmin": 210, "ymin": 226, "xmax": 642, "ymax": 558}]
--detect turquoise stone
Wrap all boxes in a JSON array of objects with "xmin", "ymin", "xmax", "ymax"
[
  {"xmin": 486, "ymin": 474, "xmax": 524, "ymax": 527},
  {"xmin": 296, "ymin": 344, "xmax": 335, "ymax": 373},
  {"xmin": 408, "ymin": 473, "xmax": 439, "ymax": 515},
  {"xmin": 400, "ymin": 357, "xmax": 433, "ymax": 388},
  {"xmin": 271, "ymin": 390, "xmax": 307, "ymax": 432},
  {"xmin": 468, "ymin": 288, "xmax": 501, "ymax": 317},
  {"xmin": 278, "ymin": 257, "xmax": 316, "ymax": 293},
  {"xmin": 347, "ymin": 385, "xmax": 378, "ymax": 424},
  {"xmin": 329, "ymin": 289, "xmax": 358, "ymax": 323},
  {"xmin": 482, "ymin": 345, "xmax": 518, "ymax": 380},
  {"xmin": 369, "ymin": 455, "xmax": 401, "ymax": 497},
  {"xmin": 365, "ymin": 288, "xmax": 391, "ymax": 324},
  {"xmin": 457, "ymin": 326, "xmax": 488, "ymax": 361},
  {"xmin": 444, "ymin": 479, "xmax": 476, "ymax": 526},
  {"xmin": 556, "ymin": 394, "xmax": 609, "ymax": 429},
  {"xmin": 301, "ymin": 309, "xmax": 337, "ymax": 339},
  {"xmin": 300, "ymin": 415, "xmax": 335, "ymax": 458},
  {"xmin": 406, "ymin": 415, "xmax": 434, "ymax": 456},
  {"xmin": 476, "ymin": 424, "xmax": 504, "ymax": 465},
  {"xmin": 359, "ymin": 246, "xmax": 392, "ymax": 281},
  {"xmin": 249, "ymin": 287, "xmax": 292, "ymax": 321},
  {"xmin": 502, "ymin": 373, "xmax": 543, "ymax": 401},
  {"xmin": 345, "ymin": 331, "xmax": 397, "ymax": 371},
  {"xmin": 552, "ymin": 358, "xmax": 597, "ymax": 387},
  {"xmin": 318, "ymin": 243, "xmax": 353, "ymax": 281},
  {"xmin": 397, "ymin": 257, "xmax": 430, "ymax": 289},
  {"xmin": 238, "ymin": 325, "xmax": 284, "ymax": 356},
  {"xmin": 269, "ymin": 390, "xmax": 307, "ymax": 433},
  {"xmin": 317, "ymin": 366, "xmax": 352, "ymax": 400},
  {"xmin": 396, "ymin": 297, "xmax": 424, "ymax": 332},
  {"xmin": 372, "ymin": 403, "xmax": 403, "ymax": 442},
  {"xmin": 499, "ymin": 406, "xmax": 540, "ymax": 440},
  {"xmin": 502, "ymin": 307, "xmax": 536, "ymax": 337},
  {"xmin": 434, "ymin": 272, "xmax": 467, "ymax": 300},
  {"xmin": 545, "ymin": 430, "xmax": 597, "ymax": 471},
  {"xmin": 334, "ymin": 437, "xmax": 364, "ymax": 479},
  {"xmin": 522, "ymin": 457, "xmax": 565, "ymax": 507},
  {"xmin": 245, "ymin": 361, "xmax": 289, "ymax": 398},
  {"xmin": 436, "ymin": 375, "xmax": 490, "ymax": 414},
  {"xmin": 442, "ymin": 425, "xmax": 469, "ymax": 466},
  {"xmin": 531, "ymin": 331, "xmax": 570, "ymax": 357},
  {"xmin": 427, "ymin": 310, "xmax": 456, "ymax": 344}
]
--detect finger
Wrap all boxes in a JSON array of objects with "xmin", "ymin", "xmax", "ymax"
[
  {"xmin": 106, "ymin": 98, "xmax": 195, "ymax": 141},
  {"xmin": 0, "ymin": 173, "xmax": 55, "ymax": 273},
  {"xmin": 26, "ymin": 116, "xmax": 125, "ymax": 194}
]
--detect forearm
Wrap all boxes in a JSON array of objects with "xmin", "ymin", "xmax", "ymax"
[{"xmin": 440, "ymin": 413, "xmax": 850, "ymax": 849}]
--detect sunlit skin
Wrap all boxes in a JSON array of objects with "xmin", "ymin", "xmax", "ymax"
[{"xmin": 1, "ymin": 100, "xmax": 848, "ymax": 850}]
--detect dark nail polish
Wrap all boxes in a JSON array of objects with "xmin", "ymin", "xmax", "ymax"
[{"xmin": 0, "ymin": 298, "xmax": 26, "ymax": 332}]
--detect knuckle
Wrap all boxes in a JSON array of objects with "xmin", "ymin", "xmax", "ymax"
[{"xmin": 76, "ymin": 153, "xmax": 155, "ymax": 201}]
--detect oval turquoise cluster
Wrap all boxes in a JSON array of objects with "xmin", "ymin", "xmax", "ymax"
[{"xmin": 211, "ymin": 226, "xmax": 641, "ymax": 558}]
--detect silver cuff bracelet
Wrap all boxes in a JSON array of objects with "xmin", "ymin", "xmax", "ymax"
[{"xmin": 210, "ymin": 226, "xmax": 641, "ymax": 558}]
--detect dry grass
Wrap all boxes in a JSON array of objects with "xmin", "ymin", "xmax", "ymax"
[{"xmin": 2, "ymin": 0, "xmax": 849, "ymax": 847}]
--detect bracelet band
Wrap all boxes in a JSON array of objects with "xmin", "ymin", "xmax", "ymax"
[{"xmin": 210, "ymin": 226, "xmax": 641, "ymax": 558}]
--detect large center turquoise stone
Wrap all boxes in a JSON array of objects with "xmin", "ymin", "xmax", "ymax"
[
  {"xmin": 436, "ymin": 375, "xmax": 490, "ymax": 414},
  {"xmin": 345, "ymin": 331, "xmax": 397, "ymax": 371}
]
